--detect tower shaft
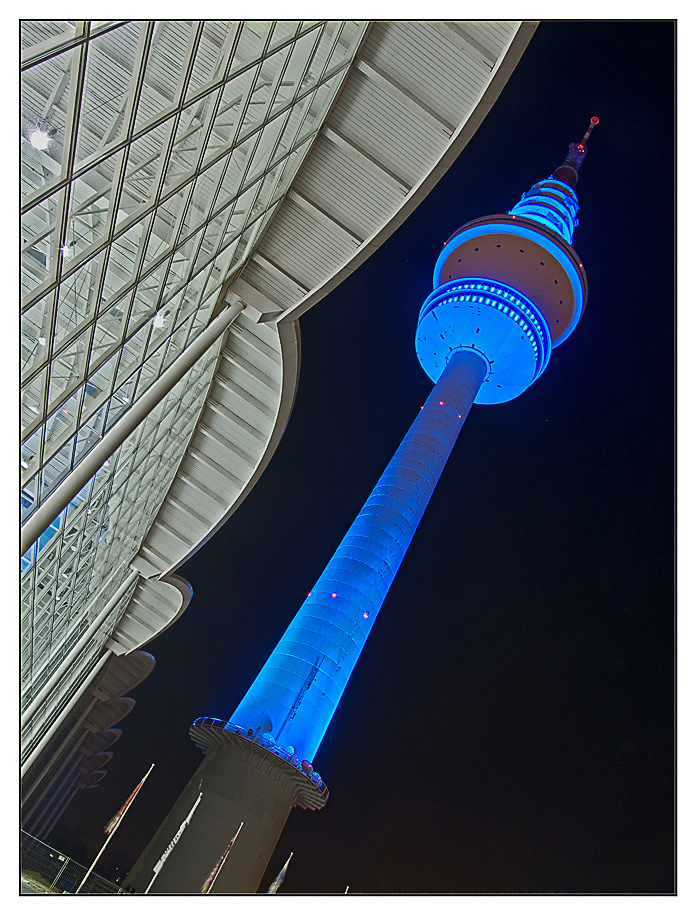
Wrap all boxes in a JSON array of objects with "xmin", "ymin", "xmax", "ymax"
[
  {"xmin": 231, "ymin": 348, "xmax": 487, "ymax": 761},
  {"xmin": 127, "ymin": 349, "xmax": 487, "ymax": 894}
]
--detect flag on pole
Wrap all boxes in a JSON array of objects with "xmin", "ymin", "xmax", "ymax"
[
  {"xmin": 144, "ymin": 792, "xmax": 203, "ymax": 894},
  {"xmin": 267, "ymin": 852, "xmax": 293, "ymax": 894},
  {"xmin": 104, "ymin": 763, "xmax": 154, "ymax": 834},
  {"xmin": 76, "ymin": 764, "xmax": 154, "ymax": 894},
  {"xmin": 201, "ymin": 821, "xmax": 243, "ymax": 894},
  {"xmin": 153, "ymin": 793, "xmax": 202, "ymax": 875}
]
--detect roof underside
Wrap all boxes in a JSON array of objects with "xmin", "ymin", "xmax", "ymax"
[{"xmin": 20, "ymin": 20, "xmax": 536, "ymax": 759}]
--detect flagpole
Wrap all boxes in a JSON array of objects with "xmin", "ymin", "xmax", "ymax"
[
  {"xmin": 207, "ymin": 822, "xmax": 243, "ymax": 894},
  {"xmin": 75, "ymin": 763, "xmax": 154, "ymax": 894},
  {"xmin": 144, "ymin": 791, "xmax": 203, "ymax": 894},
  {"xmin": 202, "ymin": 821, "xmax": 244, "ymax": 894},
  {"xmin": 267, "ymin": 852, "xmax": 293, "ymax": 894}
]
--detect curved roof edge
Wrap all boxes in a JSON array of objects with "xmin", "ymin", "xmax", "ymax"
[
  {"xmin": 131, "ymin": 315, "xmax": 300, "ymax": 579},
  {"xmin": 128, "ymin": 20, "xmax": 538, "ymax": 596},
  {"xmin": 160, "ymin": 319, "xmax": 302, "ymax": 573},
  {"xmin": 278, "ymin": 20, "xmax": 539, "ymax": 325},
  {"xmin": 106, "ymin": 574, "xmax": 193, "ymax": 655}
]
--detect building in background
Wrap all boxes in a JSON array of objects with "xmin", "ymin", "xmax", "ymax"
[
  {"xmin": 20, "ymin": 19, "xmax": 536, "ymax": 837},
  {"xmin": 125, "ymin": 119, "xmax": 597, "ymax": 893}
]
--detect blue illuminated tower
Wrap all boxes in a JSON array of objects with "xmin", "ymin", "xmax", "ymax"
[{"xmin": 127, "ymin": 118, "xmax": 598, "ymax": 894}]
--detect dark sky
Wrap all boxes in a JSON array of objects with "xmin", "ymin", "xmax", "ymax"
[{"xmin": 51, "ymin": 20, "xmax": 675, "ymax": 895}]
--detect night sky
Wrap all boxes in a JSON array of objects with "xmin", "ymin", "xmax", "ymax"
[{"xmin": 50, "ymin": 20, "xmax": 675, "ymax": 895}]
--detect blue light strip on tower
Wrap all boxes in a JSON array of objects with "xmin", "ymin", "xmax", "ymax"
[
  {"xmin": 418, "ymin": 278, "xmax": 552, "ymax": 381},
  {"xmin": 508, "ymin": 177, "xmax": 580, "ymax": 243},
  {"xmin": 431, "ymin": 221, "xmax": 586, "ymax": 348},
  {"xmin": 228, "ymin": 349, "xmax": 488, "ymax": 762}
]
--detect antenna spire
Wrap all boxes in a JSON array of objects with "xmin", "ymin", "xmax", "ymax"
[{"xmin": 553, "ymin": 116, "xmax": 599, "ymax": 187}]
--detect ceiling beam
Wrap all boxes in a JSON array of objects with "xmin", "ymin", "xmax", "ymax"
[
  {"xmin": 322, "ymin": 125, "xmax": 410, "ymax": 196},
  {"xmin": 355, "ymin": 58, "xmax": 456, "ymax": 136}
]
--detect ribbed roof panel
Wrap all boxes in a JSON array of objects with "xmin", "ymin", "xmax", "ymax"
[
  {"xmin": 241, "ymin": 259, "xmax": 301, "ymax": 310},
  {"xmin": 329, "ymin": 70, "xmax": 445, "ymax": 187},
  {"xmin": 471, "ymin": 21, "xmax": 514, "ymax": 56},
  {"xmin": 362, "ymin": 20, "xmax": 516, "ymax": 125},
  {"xmin": 260, "ymin": 196, "xmax": 357, "ymax": 291},
  {"xmin": 291, "ymin": 133, "xmax": 403, "ymax": 241}
]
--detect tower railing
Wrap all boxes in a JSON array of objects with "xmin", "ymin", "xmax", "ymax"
[{"xmin": 190, "ymin": 717, "xmax": 328, "ymax": 795}]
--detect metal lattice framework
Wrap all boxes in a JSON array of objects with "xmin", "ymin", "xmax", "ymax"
[
  {"xmin": 20, "ymin": 19, "xmax": 537, "ymax": 819},
  {"xmin": 21, "ymin": 19, "xmax": 366, "ymax": 758}
]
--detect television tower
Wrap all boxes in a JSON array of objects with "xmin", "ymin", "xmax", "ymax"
[{"xmin": 127, "ymin": 119, "xmax": 598, "ymax": 894}]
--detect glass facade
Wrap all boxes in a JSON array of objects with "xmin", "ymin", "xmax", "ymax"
[{"xmin": 20, "ymin": 19, "xmax": 368, "ymax": 759}]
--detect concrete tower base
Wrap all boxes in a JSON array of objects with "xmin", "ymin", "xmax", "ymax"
[{"xmin": 126, "ymin": 721, "xmax": 327, "ymax": 894}]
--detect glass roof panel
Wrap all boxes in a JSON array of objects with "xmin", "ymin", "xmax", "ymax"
[
  {"xmin": 21, "ymin": 21, "xmax": 77, "ymax": 53},
  {"xmin": 74, "ymin": 23, "xmax": 144, "ymax": 163},
  {"xmin": 21, "ymin": 46, "xmax": 73, "ymax": 194},
  {"xmin": 133, "ymin": 21, "xmax": 195, "ymax": 132},
  {"xmin": 20, "ymin": 19, "xmax": 371, "ymax": 744}
]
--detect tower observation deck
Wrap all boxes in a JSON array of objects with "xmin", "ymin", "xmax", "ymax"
[{"xmin": 127, "ymin": 119, "xmax": 598, "ymax": 894}]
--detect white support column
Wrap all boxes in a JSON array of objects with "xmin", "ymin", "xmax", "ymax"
[
  {"xmin": 22, "ymin": 748, "xmax": 84, "ymax": 830},
  {"xmin": 21, "ymin": 650, "xmax": 111, "ymax": 780},
  {"xmin": 21, "ymin": 299, "xmax": 244, "ymax": 554},
  {"xmin": 21, "ymin": 569, "xmax": 139, "ymax": 730}
]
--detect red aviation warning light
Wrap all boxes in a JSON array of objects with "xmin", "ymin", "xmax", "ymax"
[{"xmin": 552, "ymin": 116, "xmax": 599, "ymax": 187}]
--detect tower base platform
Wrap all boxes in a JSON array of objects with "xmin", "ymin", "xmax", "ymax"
[{"xmin": 126, "ymin": 720, "xmax": 327, "ymax": 894}]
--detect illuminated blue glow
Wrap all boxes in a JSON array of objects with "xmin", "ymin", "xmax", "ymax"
[
  {"xmin": 223, "ymin": 140, "xmax": 591, "ymax": 773},
  {"xmin": 416, "ymin": 278, "xmax": 552, "ymax": 405},
  {"xmin": 432, "ymin": 221, "xmax": 585, "ymax": 347},
  {"xmin": 508, "ymin": 177, "xmax": 579, "ymax": 244},
  {"xmin": 228, "ymin": 350, "xmax": 487, "ymax": 762}
]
